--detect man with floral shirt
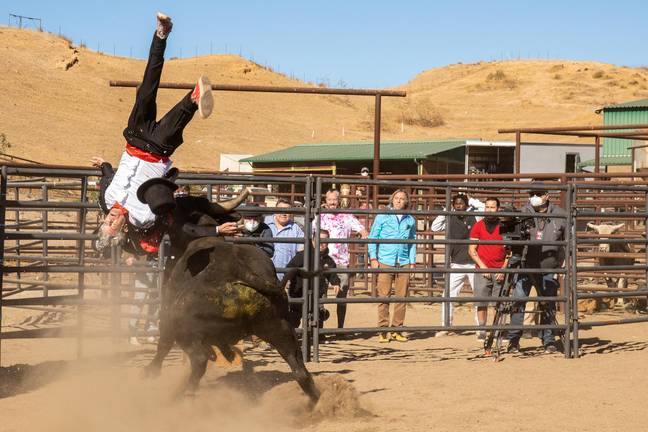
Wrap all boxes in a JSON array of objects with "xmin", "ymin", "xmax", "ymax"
[{"xmin": 319, "ymin": 188, "xmax": 368, "ymax": 328}]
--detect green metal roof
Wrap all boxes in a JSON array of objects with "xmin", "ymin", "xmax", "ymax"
[
  {"xmin": 577, "ymin": 155, "xmax": 632, "ymax": 168},
  {"xmin": 598, "ymin": 98, "xmax": 648, "ymax": 112},
  {"xmin": 241, "ymin": 139, "xmax": 468, "ymax": 163}
]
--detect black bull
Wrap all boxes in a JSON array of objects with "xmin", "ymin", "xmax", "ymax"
[{"xmin": 143, "ymin": 195, "xmax": 320, "ymax": 402}]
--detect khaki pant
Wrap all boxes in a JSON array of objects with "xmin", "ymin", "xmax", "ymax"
[{"xmin": 377, "ymin": 263, "xmax": 410, "ymax": 327}]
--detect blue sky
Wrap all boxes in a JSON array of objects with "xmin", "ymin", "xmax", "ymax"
[{"xmin": 3, "ymin": 1, "xmax": 647, "ymax": 88}]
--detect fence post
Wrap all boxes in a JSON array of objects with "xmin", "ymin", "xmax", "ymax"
[
  {"xmin": 301, "ymin": 176, "xmax": 313, "ymax": 362},
  {"xmin": 442, "ymin": 185, "xmax": 451, "ymax": 329},
  {"xmin": 77, "ymin": 177, "xmax": 88, "ymax": 358},
  {"xmin": 563, "ymin": 183, "xmax": 572, "ymax": 358},
  {"xmin": 41, "ymin": 184, "xmax": 49, "ymax": 296},
  {"xmin": 312, "ymin": 177, "xmax": 323, "ymax": 362},
  {"xmin": 0, "ymin": 166, "xmax": 7, "ymax": 366},
  {"xmin": 110, "ymin": 244, "xmax": 121, "ymax": 341},
  {"xmin": 571, "ymin": 185, "xmax": 580, "ymax": 357}
]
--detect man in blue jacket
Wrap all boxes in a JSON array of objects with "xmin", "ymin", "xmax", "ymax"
[{"xmin": 368, "ymin": 189, "xmax": 417, "ymax": 343}]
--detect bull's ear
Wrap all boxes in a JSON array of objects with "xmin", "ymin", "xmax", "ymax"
[
  {"xmin": 612, "ymin": 223, "xmax": 625, "ymax": 232},
  {"xmin": 587, "ymin": 222, "xmax": 598, "ymax": 231}
]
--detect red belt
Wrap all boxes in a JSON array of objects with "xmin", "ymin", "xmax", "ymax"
[{"xmin": 125, "ymin": 143, "xmax": 169, "ymax": 163}]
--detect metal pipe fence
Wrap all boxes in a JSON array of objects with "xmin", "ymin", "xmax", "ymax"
[{"xmin": 1, "ymin": 164, "xmax": 648, "ymax": 365}]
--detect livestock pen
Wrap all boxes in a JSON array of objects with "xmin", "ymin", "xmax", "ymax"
[{"xmin": 1, "ymin": 164, "xmax": 648, "ymax": 364}]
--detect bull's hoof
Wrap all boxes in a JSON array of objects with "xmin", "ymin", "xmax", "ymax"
[{"xmin": 142, "ymin": 364, "xmax": 161, "ymax": 379}]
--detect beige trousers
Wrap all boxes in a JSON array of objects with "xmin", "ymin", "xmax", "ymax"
[{"xmin": 376, "ymin": 263, "xmax": 410, "ymax": 328}]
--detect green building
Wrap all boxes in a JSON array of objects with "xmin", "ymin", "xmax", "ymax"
[{"xmin": 582, "ymin": 98, "xmax": 648, "ymax": 171}]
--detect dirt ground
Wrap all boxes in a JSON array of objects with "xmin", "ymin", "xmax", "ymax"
[{"xmin": 2, "ymin": 301, "xmax": 647, "ymax": 432}]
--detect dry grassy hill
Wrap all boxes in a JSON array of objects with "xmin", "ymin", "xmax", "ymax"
[{"xmin": 2, "ymin": 27, "xmax": 648, "ymax": 170}]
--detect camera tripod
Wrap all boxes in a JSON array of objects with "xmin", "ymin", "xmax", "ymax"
[{"xmin": 483, "ymin": 253, "xmax": 565, "ymax": 360}]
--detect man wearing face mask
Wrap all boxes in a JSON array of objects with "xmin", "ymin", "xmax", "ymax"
[
  {"xmin": 506, "ymin": 185, "xmax": 565, "ymax": 354},
  {"xmin": 239, "ymin": 203, "xmax": 274, "ymax": 258}
]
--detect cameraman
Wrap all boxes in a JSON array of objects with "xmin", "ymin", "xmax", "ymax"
[
  {"xmin": 506, "ymin": 187, "xmax": 565, "ymax": 354},
  {"xmin": 469, "ymin": 197, "xmax": 509, "ymax": 341}
]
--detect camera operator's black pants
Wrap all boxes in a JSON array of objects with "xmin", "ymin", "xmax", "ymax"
[
  {"xmin": 122, "ymin": 33, "xmax": 197, "ymax": 157},
  {"xmin": 508, "ymin": 273, "xmax": 558, "ymax": 346}
]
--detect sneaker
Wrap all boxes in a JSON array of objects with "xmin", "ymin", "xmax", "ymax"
[
  {"xmin": 391, "ymin": 332, "xmax": 408, "ymax": 342},
  {"xmin": 506, "ymin": 340, "xmax": 520, "ymax": 353},
  {"xmin": 129, "ymin": 336, "xmax": 141, "ymax": 346},
  {"xmin": 476, "ymin": 331, "xmax": 487, "ymax": 341},
  {"xmin": 191, "ymin": 76, "xmax": 214, "ymax": 119},
  {"xmin": 435, "ymin": 330, "xmax": 449, "ymax": 338},
  {"xmin": 377, "ymin": 332, "xmax": 391, "ymax": 343},
  {"xmin": 156, "ymin": 12, "xmax": 173, "ymax": 40},
  {"xmin": 544, "ymin": 342, "xmax": 558, "ymax": 353}
]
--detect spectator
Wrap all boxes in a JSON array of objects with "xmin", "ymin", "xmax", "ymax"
[
  {"xmin": 319, "ymin": 188, "xmax": 368, "ymax": 329},
  {"xmin": 266, "ymin": 198, "xmax": 304, "ymax": 279},
  {"xmin": 469, "ymin": 197, "xmax": 509, "ymax": 341},
  {"xmin": 507, "ymin": 187, "xmax": 565, "ymax": 354},
  {"xmin": 431, "ymin": 194, "xmax": 478, "ymax": 335},
  {"xmin": 285, "ymin": 229, "xmax": 341, "ymax": 331},
  {"xmin": 239, "ymin": 202, "xmax": 274, "ymax": 258},
  {"xmin": 368, "ymin": 189, "xmax": 417, "ymax": 343},
  {"xmin": 173, "ymin": 184, "xmax": 191, "ymax": 198}
]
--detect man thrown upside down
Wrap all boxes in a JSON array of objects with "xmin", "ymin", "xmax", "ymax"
[{"xmin": 91, "ymin": 13, "xmax": 238, "ymax": 254}]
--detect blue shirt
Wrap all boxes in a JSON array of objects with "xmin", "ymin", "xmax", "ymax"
[
  {"xmin": 265, "ymin": 217, "xmax": 305, "ymax": 278},
  {"xmin": 368, "ymin": 212, "xmax": 417, "ymax": 266}
]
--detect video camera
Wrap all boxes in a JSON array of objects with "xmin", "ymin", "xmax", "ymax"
[{"xmin": 497, "ymin": 207, "xmax": 535, "ymax": 257}]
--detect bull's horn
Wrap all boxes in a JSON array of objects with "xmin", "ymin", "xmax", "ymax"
[
  {"xmin": 218, "ymin": 188, "xmax": 250, "ymax": 212},
  {"xmin": 587, "ymin": 222, "xmax": 598, "ymax": 231},
  {"xmin": 612, "ymin": 223, "xmax": 625, "ymax": 232}
]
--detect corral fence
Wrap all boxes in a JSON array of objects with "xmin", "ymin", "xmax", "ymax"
[{"xmin": 1, "ymin": 164, "xmax": 647, "ymax": 364}]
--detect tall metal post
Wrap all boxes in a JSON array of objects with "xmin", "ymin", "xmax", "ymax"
[
  {"xmin": 372, "ymin": 94, "xmax": 382, "ymax": 209},
  {"xmin": 14, "ymin": 187, "xmax": 21, "ymax": 291},
  {"xmin": 514, "ymin": 131, "xmax": 521, "ymax": 174},
  {"xmin": 312, "ymin": 177, "xmax": 323, "ymax": 362},
  {"xmin": 301, "ymin": 177, "xmax": 313, "ymax": 362},
  {"xmin": 110, "ymin": 244, "xmax": 121, "ymax": 341},
  {"xmin": 41, "ymin": 185, "xmax": 49, "ymax": 295},
  {"xmin": 442, "ymin": 185, "xmax": 452, "ymax": 329},
  {"xmin": 563, "ymin": 183, "xmax": 572, "ymax": 358},
  {"xmin": 76, "ymin": 177, "xmax": 88, "ymax": 358},
  {"xmin": 0, "ymin": 166, "xmax": 7, "ymax": 366},
  {"xmin": 571, "ymin": 185, "xmax": 580, "ymax": 357}
]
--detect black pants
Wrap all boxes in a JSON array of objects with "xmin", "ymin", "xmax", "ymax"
[{"xmin": 122, "ymin": 33, "xmax": 197, "ymax": 157}]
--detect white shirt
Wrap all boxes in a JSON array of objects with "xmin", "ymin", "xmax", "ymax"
[{"xmin": 104, "ymin": 151, "xmax": 172, "ymax": 228}]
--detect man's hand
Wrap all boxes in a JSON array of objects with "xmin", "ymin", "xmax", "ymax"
[
  {"xmin": 90, "ymin": 156, "xmax": 105, "ymax": 168},
  {"xmin": 217, "ymin": 222, "xmax": 239, "ymax": 236},
  {"xmin": 332, "ymin": 285, "xmax": 341, "ymax": 295},
  {"xmin": 495, "ymin": 273, "xmax": 504, "ymax": 282},
  {"xmin": 483, "ymin": 273, "xmax": 492, "ymax": 280},
  {"xmin": 370, "ymin": 259, "xmax": 379, "ymax": 269}
]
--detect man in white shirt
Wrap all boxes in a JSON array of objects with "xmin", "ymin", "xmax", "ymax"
[{"xmin": 92, "ymin": 13, "xmax": 237, "ymax": 252}]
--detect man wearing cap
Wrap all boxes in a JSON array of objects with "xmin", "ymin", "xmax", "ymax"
[
  {"xmin": 506, "ymin": 185, "xmax": 565, "ymax": 354},
  {"xmin": 91, "ymin": 13, "xmax": 237, "ymax": 254}
]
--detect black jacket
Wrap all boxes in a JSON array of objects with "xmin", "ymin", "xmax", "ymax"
[
  {"xmin": 241, "ymin": 222, "xmax": 274, "ymax": 258},
  {"xmin": 285, "ymin": 247, "xmax": 341, "ymax": 299}
]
